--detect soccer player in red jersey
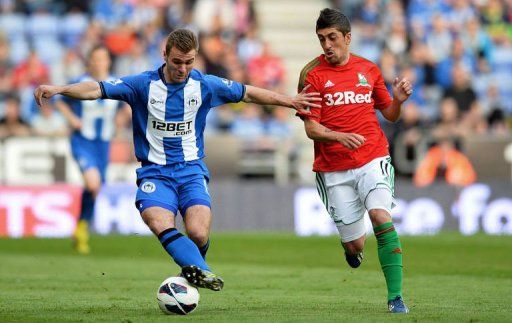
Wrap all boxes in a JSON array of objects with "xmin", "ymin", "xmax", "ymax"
[{"xmin": 297, "ymin": 9, "xmax": 413, "ymax": 313}]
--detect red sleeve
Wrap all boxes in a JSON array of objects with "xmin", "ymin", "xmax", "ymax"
[
  {"xmin": 296, "ymin": 73, "xmax": 321, "ymax": 122},
  {"xmin": 372, "ymin": 67, "xmax": 393, "ymax": 111}
]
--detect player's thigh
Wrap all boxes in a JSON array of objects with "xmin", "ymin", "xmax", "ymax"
[
  {"xmin": 140, "ymin": 206, "xmax": 176, "ymax": 235},
  {"xmin": 177, "ymin": 175, "xmax": 211, "ymax": 216},
  {"xmin": 357, "ymin": 156, "xmax": 395, "ymax": 214},
  {"xmin": 135, "ymin": 177, "xmax": 179, "ymax": 217},
  {"xmin": 339, "ymin": 221, "xmax": 366, "ymax": 247},
  {"xmin": 317, "ymin": 173, "xmax": 366, "ymax": 226}
]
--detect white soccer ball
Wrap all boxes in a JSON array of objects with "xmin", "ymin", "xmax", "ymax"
[{"xmin": 157, "ymin": 276, "xmax": 200, "ymax": 315}]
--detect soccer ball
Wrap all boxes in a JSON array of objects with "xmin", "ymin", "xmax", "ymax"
[{"xmin": 157, "ymin": 276, "xmax": 200, "ymax": 315}]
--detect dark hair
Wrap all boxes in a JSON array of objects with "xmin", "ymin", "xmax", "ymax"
[
  {"xmin": 87, "ymin": 45, "xmax": 111, "ymax": 60},
  {"xmin": 316, "ymin": 8, "xmax": 351, "ymax": 35},
  {"xmin": 165, "ymin": 28, "xmax": 199, "ymax": 54}
]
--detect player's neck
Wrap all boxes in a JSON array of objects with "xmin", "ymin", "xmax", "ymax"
[{"xmin": 335, "ymin": 53, "xmax": 350, "ymax": 66}]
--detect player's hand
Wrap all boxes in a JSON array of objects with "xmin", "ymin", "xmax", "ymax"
[
  {"xmin": 34, "ymin": 85, "xmax": 61, "ymax": 107},
  {"xmin": 337, "ymin": 132, "xmax": 366, "ymax": 150},
  {"xmin": 292, "ymin": 84, "xmax": 322, "ymax": 114},
  {"xmin": 392, "ymin": 77, "xmax": 413, "ymax": 103}
]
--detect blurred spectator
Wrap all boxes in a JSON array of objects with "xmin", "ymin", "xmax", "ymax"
[
  {"xmin": 384, "ymin": 18, "xmax": 408, "ymax": 58},
  {"xmin": 60, "ymin": 5, "xmax": 89, "ymax": 48},
  {"xmin": 247, "ymin": 42, "xmax": 286, "ymax": 92},
  {"xmin": 114, "ymin": 37, "xmax": 152, "ymax": 76},
  {"xmin": 193, "ymin": 0, "xmax": 235, "ymax": 34},
  {"xmin": 77, "ymin": 21, "xmax": 103, "ymax": 60},
  {"xmin": 234, "ymin": 0, "xmax": 257, "ymax": 37},
  {"xmin": 414, "ymin": 138, "xmax": 476, "ymax": 188},
  {"xmin": 442, "ymin": 64, "xmax": 477, "ymax": 113},
  {"xmin": 92, "ymin": 0, "xmax": 133, "ymax": 29},
  {"xmin": 30, "ymin": 103, "xmax": 68, "ymax": 137},
  {"xmin": 387, "ymin": 102, "xmax": 426, "ymax": 172},
  {"xmin": 200, "ymin": 32, "xmax": 229, "ymax": 77},
  {"xmin": 11, "ymin": 49, "xmax": 49, "ymax": 120},
  {"xmin": 103, "ymin": 21, "xmax": 137, "ymax": 57},
  {"xmin": 266, "ymin": 106, "xmax": 293, "ymax": 139},
  {"xmin": 0, "ymin": 94, "xmax": 31, "ymax": 138},
  {"xmin": 0, "ymin": 33, "xmax": 13, "ymax": 100},
  {"xmin": 237, "ymin": 25, "xmax": 263, "ymax": 64},
  {"xmin": 435, "ymin": 38, "xmax": 476, "ymax": 88},
  {"xmin": 431, "ymin": 98, "xmax": 465, "ymax": 140},
  {"xmin": 50, "ymin": 48, "xmax": 85, "ymax": 85},
  {"xmin": 480, "ymin": 0, "xmax": 511, "ymax": 45},
  {"xmin": 426, "ymin": 14, "xmax": 452, "ymax": 64},
  {"xmin": 231, "ymin": 103, "xmax": 265, "ymax": 140},
  {"xmin": 445, "ymin": 0, "xmax": 476, "ymax": 34},
  {"xmin": 11, "ymin": 49, "xmax": 49, "ymax": 90},
  {"xmin": 460, "ymin": 17, "xmax": 494, "ymax": 62}
]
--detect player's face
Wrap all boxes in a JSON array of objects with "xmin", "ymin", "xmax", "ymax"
[
  {"xmin": 316, "ymin": 28, "xmax": 351, "ymax": 65},
  {"xmin": 164, "ymin": 47, "xmax": 196, "ymax": 83},
  {"xmin": 88, "ymin": 48, "xmax": 111, "ymax": 77}
]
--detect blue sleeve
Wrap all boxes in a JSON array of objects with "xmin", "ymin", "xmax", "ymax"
[
  {"xmin": 99, "ymin": 74, "xmax": 145, "ymax": 106},
  {"xmin": 204, "ymin": 74, "xmax": 246, "ymax": 107}
]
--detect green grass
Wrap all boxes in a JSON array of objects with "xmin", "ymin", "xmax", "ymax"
[{"xmin": 1, "ymin": 233, "xmax": 511, "ymax": 322}]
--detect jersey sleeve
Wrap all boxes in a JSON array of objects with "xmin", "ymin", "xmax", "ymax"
[
  {"xmin": 296, "ymin": 63, "xmax": 321, "ymax": 122},
  {"xmin": 99, "ymin": 74, "xmax": 143, "ymax": 106},
  {"xmin": 371, "ymin": 67, "xmax": 393, "ymax": 110},
  {"xmin": 204, "ymin": 74, "xmax": 246, "ymax": 107}
]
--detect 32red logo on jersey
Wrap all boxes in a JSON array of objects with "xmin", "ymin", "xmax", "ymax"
[{"xmin": 324, "ymin": 91, "xmax": 372, "ymax": 106}]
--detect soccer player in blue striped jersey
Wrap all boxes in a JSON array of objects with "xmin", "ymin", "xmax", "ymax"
[
  {"xmin": 34, "ymin": 29, "xmax": 321, "ymax": 291},
  {"xmin": 55, "ymin": 46, "xmax": 129, "ymax": 255}
]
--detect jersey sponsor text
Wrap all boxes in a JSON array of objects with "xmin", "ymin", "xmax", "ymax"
[
  {"xmin": 324, "ymin": 91, "xmax": 372, "ymax": 106},
  {"xmin": 150, "ymin": 118, "xmax": 194, "ymax": 137}
]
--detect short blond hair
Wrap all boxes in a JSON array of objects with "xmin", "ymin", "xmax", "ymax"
[{"xmin": 165, "ymin": 29, "xmax": 199, "ymax": 54}]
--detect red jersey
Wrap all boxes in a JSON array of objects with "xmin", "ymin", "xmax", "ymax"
[{"xmin": 298, "ymin": 54, "xmax": 393, "ymax": 172}]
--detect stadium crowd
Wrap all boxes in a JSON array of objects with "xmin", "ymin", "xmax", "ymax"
[{"xmin": 0, "ymin": 0, "xmax": 511, "ymax": 180}]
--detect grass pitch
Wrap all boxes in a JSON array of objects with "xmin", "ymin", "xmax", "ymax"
[{"xmin": 1, "ymin": 233, "xmax": 511, "ymax": 322}]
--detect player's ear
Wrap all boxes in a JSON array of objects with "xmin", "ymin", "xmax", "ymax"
[{"xmin": 345, "ymin": 32, "xmax": 351, "ymax": 46}]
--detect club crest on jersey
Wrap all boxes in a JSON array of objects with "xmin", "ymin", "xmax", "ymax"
[
  {"xmin": 186, "ymin": 95, "xmax": 200, "ymax": 109},
  {"xmin": 221, "ymin": 78, "xmax": 233, "ymax": 87},
  {"xmin": 107, "ymin": 79, "xmax": 123, "ymax": 85},
  {"xmin": 356, "ymin": 73, "xmax": 371, "ymax": 87},
  {"xmin": 141, "ymin": 181, "xmax": 156, "ymax": 193}
]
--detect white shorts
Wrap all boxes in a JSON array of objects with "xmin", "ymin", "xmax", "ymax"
[{"xmin": 315, "ymin": 156, "xmax": 395, "ymax": 242}]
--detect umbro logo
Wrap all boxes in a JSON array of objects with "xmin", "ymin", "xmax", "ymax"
[
  {"xmin": 324, "ymin": 80, "xmax": 335, "ymax": 88},
  {"xmin": 150, "ymin": 98, "xmax": 164, "ymax": 105}
]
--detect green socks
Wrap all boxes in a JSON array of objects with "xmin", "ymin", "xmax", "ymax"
[{"xmin": 374, "ymin": 222, "xmax": 403, "ymax": 301}]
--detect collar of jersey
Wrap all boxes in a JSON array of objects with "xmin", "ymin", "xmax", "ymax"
[{"xmin": 158, "ymin": 64, "xmax": 191, "ymax": 87}]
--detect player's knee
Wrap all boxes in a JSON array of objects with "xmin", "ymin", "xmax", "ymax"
[
  {"xmin": 368, "ymin": 209, "xmax": 391, "ymax": 226},
  {"xmin": 141, "ymin": 208, "xmax": 175, "ymax": 235},
  {"xmin": 84, "ymin": 182, "xmax": 101, "ymax": 198},
  {"xmin": 187, "ymin": 227, "xmax": 209, "ymax": 246},
  {"xmin": 343, "ymin": 239, "xmax": 364, "ymax": 255}
]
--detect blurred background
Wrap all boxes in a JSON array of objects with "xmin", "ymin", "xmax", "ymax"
[{"xmin": 0, "ymin": 0, "xmax": 511, "ymax": 238}]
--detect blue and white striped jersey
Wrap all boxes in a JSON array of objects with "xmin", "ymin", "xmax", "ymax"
[
  {"xmin": 100, "ymin": 66, "xmax": 245, "ymax": 165},
  {"xmin": 63, "ymin": 74, "xmax": 121, "ymax": 142}
]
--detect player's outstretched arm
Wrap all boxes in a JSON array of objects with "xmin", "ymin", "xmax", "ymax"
[
  {"xmin": 380, "ymin": 77, "xmax": 413, "ymax": 122},
  {"xmin": 34, "ymin": 81, "xmax": 102, "ymax": 107},
  {"xmin": 242, "ymin": 84, "xmax": 321, "ymax": 114},
  {"xmin": 304, "ymin": 118, "xmax": 365, "ymax": 150}
]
